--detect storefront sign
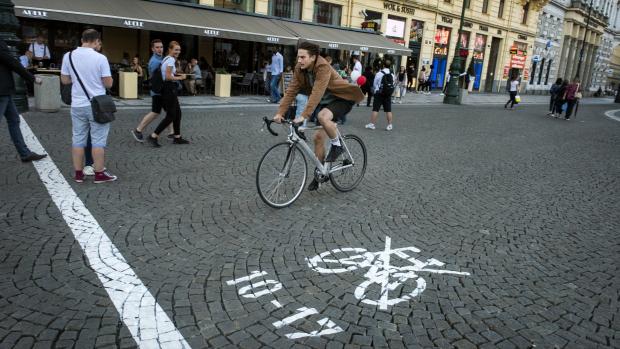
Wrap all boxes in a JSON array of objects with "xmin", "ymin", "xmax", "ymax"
[
  {"xmin": 267, "ymin": 37, "xmax": 280, "ymax": 43},
  {"xmin": 389, "ymin": 38, "xmax": 406, "ymax": 45},
  {"xmin": 409, "ymin": 20, "xmax": 424, "ymax": 44},
  {"xmin": 434, "ymin": 26, "xmax": 451, "ymax": 45},
  {"xmin": 479, "ymin": 25, "xmax": 488, "ymax": 31},
  {"xmin": 442, "ymin": 16, "xmax": 453, "ymax": 24},
  {"xmin": 385, "ymin": 18, "xmax": 406, "ymax": 38},
  {"xmin": 434, "ymin": 46, "xmax": 448, "ymax": 56},
  {"xmin": 518, "ymin": 34, "xmax": 528, "ymax": 40},
  {"xmin": 204, "ymin": 29, "xmax": 221, "ymax": 37},
  {"xmin": 523, "ymin": 67, "xmax": 529, "ymax": 80},
  {"xmin": 463, "ymin": 22, "xmax": 473, "ymax": 28},
  {"xmin": 383, "ymin": 2, "xmax": 416, "ymax": 15},
  {"xmin": 503, "ymin": 65, "xmax": 510, "ymax": 79},
  {"xmin": 361, "ymin": 21, "xmax": 380, "ymax": 32},
  {"xmin": 359, "ymin": 46, "xmax": 369, "ymax": 51},
  {"xmin": 473, "ymin": 34, "xmax": 486, "ymax": 61},
  {"xmin": 21, "ymin": 9, "xmax": 48, "ymax": 17},
  {"xmin": 328, "ymin": 43, "xmax": 340, "ymax": 49},
  {"xmin": 510, "ymin": 54, "xmax": 526, "ymax": 69},
  {"xmin": 123, "ymin": 20, "xmax": 144, "ymax": 28}
]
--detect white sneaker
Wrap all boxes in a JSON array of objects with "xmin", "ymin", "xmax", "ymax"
[
  {"xmin": 440, "ymin": 93, "xmax": 445, "ymax": 96},
  {"xmin": 398, "ymin": 100, "xmax": 402, "ymax": 104},
  {"xmin": 365, "ymin": 123, "xmax": 376, "ymax": 130},
  {"xmin": 386, "ymin": 124, "xmax": 393, "ymax": 131},
  {"xmin": 83, "ymin": 165, "xmax": 95, "ymax": 176}
]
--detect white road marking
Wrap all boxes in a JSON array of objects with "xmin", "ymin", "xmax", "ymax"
[
  {"xmin": 604, "ymin": 109, "xmax": 620, "ymax": 122},
  {"xmin": 272, "ymin": 307, "xmax": 318, "ymax": 328},
  {"xmin": 237, "ymin": 280, "xmax": 283, "ymax": 298},
  {"xmin": 271, "ymin": 300, "xmax": 283, "ymax": 308},
  {"xmin": 226, "ymin": 270, "xmax": 268, "ymax": 285},
  {"xmin": 19, "ymin": 116, "xmax": 191, "ymax": 349}
]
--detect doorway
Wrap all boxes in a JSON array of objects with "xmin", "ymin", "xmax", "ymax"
[{"xmin": 484, "ymin": 37, "xmax": 501, "ymax": 93}]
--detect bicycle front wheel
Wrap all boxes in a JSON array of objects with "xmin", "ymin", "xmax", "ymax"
[
  {"xmin": 256, "ymin": 142, "xmax": 307, "ymax": 208},
  {"xmin": 329, "ymin": 134, "xmax": 367, "ymax": 192}
]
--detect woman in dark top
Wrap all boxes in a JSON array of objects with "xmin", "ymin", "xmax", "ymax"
[
  {"xmin": 553, "ymin": 80, "xmax": 568, "ymax": 118},
  {"xmin": 362, "ymin": 66, "xmax": 375, "ymax": 107},
  {"xmin": 547, "ymin": 78, "xmax": 562, "ymax": 117}
]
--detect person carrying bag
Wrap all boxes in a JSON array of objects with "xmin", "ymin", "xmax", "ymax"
[{"xmin": 68, "ymin": 50, "xmax": 116, "ymax": 123}]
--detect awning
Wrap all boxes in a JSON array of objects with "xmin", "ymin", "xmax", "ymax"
[
  {"xmin": 276, "ymin": 20, "xmax": 411, "ymax": 56},
  {"xmin": 14, "ymin": 0, "xmax": 298, "ymax": 45}
]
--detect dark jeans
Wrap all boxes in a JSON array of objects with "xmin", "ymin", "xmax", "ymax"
[
  {"xmin": 549, "ymin": 95, "xmax": 556, "ymax": 112},
  {"xmin": 270, "ymin": 74, "xmax": 281, "ymax": 103},
  {"xmin": 0, "ymin": 95, "xmax": 32, "ymax": 159},
  {"xmin": 554, "ymin": 99, "xmax": 565, "ymax": 115},
  {"xmin": 565, "ymin": 99, "xmax": 578, "ymax": 119},
  {"xmin": 505, "ymin": 91, "xmax": 517, "ymax": 108},
  {"xmin": 85, "ymin": 134, "xmax": 93, "ymax": 167},
  {"xmin": 154, "ymin": 82, "xmax": 181, "ymax": 135}
]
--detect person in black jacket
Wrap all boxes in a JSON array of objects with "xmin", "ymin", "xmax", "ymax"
[
  {"xmin": 0, "ymin": 38, "xmax": 46, "ymax": 162},
  {"xmin": 362, "ymin": 66, "xmax": 375, "ymax": 107}
]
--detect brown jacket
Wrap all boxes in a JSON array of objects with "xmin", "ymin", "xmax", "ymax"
[{"xmin": 277, "ymin": 56, "xmax": 365, "ymax": 119}]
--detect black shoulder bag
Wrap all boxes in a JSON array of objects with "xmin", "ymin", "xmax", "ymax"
[{"xmin": 68, "ymin": 50, "xmax": 116, "ymax": 124}]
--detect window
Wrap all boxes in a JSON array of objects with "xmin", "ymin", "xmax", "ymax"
[
  {"xmin": 530, "ymin": 60, "xmax": 537, "ymax": 84},
  {"xmin": 269, "ymin": 0, "xmax": 302, "ymax": 20},
  {"xmin": 545, "ymin": 59, "xmax": 552, "ymax": 85},
  {"xmin": 537, "ymin": 58, "xmax": 545, "ymax": 84},
  {"xmin": 313, "ymin": 1, "xmax": 342, "ymax": 26},
  {"xmin": 213, "ymin": 0, "xmax": 254, "ymax": 12},
  {"xmin": 464, "ymin": 0, "xmax": 471, "ymax": 9},
  {"xmin": 498, "ymin": 0, "xmax": 505, "ymax": 18},
  {"xmin": 521, "ymin": 2, "xmax": 530, "ymax": 24},
  {"xmin": 482, "ymin": 0, "xmax": 489, "ymax": 13}
]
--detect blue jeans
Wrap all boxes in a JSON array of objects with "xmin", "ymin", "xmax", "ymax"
[
  {"xmin": 0, "ymin": 95, "xmax": 32, "ymax": 159},
  {"xmin": 270, "ymin": 74, "xmax": 281, "ymax": 103}
]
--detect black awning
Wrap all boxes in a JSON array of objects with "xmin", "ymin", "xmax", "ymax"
[{"xmin": 14, "ymin": 0, "xmax": 298, "ymax": 45}]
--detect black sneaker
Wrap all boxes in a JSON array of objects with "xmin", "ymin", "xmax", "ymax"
[
  {"xmin": 172, "ymin": 137, "xmax": 190, "ymax": 144},
  {"xmin": 307, "ymin": 179, "xmax": 320, "ymax": 191},
  {"xmin": 147, "ymin": 136, "xmax": 161, "ymax": 148},
  {"xmin": 21, "ymin": 153, "xmax": 47, "ymax": 162},
  {"xmin": 167, "ymin": 134, "xmax": 175, "ymax": 139},
  {"xmin": 325, "ymin": 145, "xmax": 344, "ymax": 162},
  {"xmin": 131, "ymin": 129, "xmax": 144, "ymax": 142}
]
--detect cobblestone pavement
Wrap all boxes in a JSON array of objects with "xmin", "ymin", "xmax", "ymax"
[{"xmin": 1, "ymin": 102, "xmax": 619, "ymax": 348}]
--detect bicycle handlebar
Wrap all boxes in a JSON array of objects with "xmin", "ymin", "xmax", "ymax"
[{"xmin": 262, "ymin": 117, "xmax": 307, "ymax": 140}]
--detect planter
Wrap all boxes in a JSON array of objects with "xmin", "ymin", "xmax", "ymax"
[
  {"xmin": 215, "ymin": 73, "xmax": 231, "ymax": 97},
  {"xmin": 119, "ymin": 71, "xmax": 138, "ymax": 99},
  {"xmin": 34, "ymin": 74, "xmax": 61, "ymax": 112}
]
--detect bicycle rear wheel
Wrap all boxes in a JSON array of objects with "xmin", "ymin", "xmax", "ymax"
[
  {"xmin": 329, "ymin": 134, "xmax": 367, "ymax": 192},
  {"xmin": 256, "ymin": 142, "xmax": 307, "ymax": 208}
]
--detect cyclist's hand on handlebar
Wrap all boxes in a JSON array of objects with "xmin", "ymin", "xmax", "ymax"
[{"xmin": 273, "ymin": 114, "xmax": 284, "ymax": 124}]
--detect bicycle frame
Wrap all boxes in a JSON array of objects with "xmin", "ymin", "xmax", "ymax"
[{"xmin": 282, "ymin": 124, "xmax": 355, "ymax": 177}]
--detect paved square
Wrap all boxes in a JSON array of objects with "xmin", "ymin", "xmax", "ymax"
[{"xmin": 1, "ymin": 102, "xmax": 619, "ymax": 348}]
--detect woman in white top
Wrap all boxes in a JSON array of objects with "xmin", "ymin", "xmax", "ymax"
[
  {"xmin": 147, "ymin": 41, "xmax": 189, "ymax": 146},
  {"xmin": 504, "ymin": 74, "xmax": 520, "ymax": 109}
]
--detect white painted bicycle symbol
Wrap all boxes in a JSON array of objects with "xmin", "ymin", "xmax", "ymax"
[{"xmin": 306, "ymin": 236, "xmax": 470, "ymax": 310}]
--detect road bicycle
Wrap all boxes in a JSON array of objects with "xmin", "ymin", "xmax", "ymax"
[{"xmin": 256, "ymin": 117, "xmax": 367, "ymax": 208}]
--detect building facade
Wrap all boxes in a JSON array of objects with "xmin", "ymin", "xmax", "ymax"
[{"xmin": 527, "ymin": 0, "xmax": 565, "ymax": 93}]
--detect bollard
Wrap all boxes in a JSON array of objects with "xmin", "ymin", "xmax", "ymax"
[{"xmin": 34, "ymin": 74, "xmax": 61, "ymax": 112}]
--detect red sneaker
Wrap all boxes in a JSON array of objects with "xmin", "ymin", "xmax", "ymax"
[
  {"xmin": 94, "ymin": 170, "xmax": 118, "ymax": 184},
  {"xmin": 74, "ymin": 170, "xmax": 85, "ymax": 183}
]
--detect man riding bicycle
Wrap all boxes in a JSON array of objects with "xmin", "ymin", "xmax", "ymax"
[{"xmin": 273, "ymin": 42, "xmax": 364, "ymax": 191}]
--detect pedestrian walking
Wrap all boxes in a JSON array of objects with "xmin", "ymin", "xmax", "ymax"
[
  {"xmin": 553, "ymin": 80, "xmax": 568, "ymax": 118},
  {"xmin": 396, "ymin": 66, "xmax": 407, "ymax": 104},
  {"xmin": 352, "ymin": 55, "xmax": 362, "ymax": 75},
  {"xmin": 564, "ymin": 78, "xmax": 581, "ymax": 120},
  {"xmin": 269, "ymin": 49, "xmax": 284, "ymax": 103},
  {"xmin": 147, "ymin": 41, "xmax": 190, "ymax": 147},
  {"xmin": 406, "ymin": 64, "xmax": 415, "ymax": 91},
  {"xmin": 60, "ymin": 29, "xmax": 116, "ymax": 183},
  {"xmin": 426, "ymin": 64, "xmax": 434, "ymax": 93},
  {"xmin": 547, "ymin": 78, "xmax": 562, "ymax": 117},
  {"xmin": 132, "ymin": 39, "xmax": 172, "ymax": 142},
  {"xmin": 417, "ymin": 66, "xmax": 427, "ymax": 94},
  {"xmin": 0, "ymin": 38, "xmax": 47, "ymax": 163},
  {"xmin": 366, "ymin": 60, "xmax": 395, "ymax": 131},
  {"xmin": 362, "ymin": 66, "xmax": 375, "ymax": 107},
  {"xmin": 504, "ymin": 73, "xmax": 520, "ymax": 109}
]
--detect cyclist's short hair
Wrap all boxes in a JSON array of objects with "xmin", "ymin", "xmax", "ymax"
[
  {"xmin": 151, "ymin": 39, "xmax": 162, "ymax": 48},
  {"xmin": 81, "ymin": 29, "xmax": 100, "ymax": 43},
  {"xmin": 168, "ymin": 41, "xmax": 181, "ymax": 52},
  {"xmin": 298, "ymin": 41, "xmax": 319, "ymax": 57},
  {"xmin": 382, "ymin": 60, "xmax": 392, "ymax": 68}
]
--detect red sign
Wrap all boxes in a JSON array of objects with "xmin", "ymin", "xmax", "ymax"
[
  {"xmin": 510, "ymin": 54, "xmax": 526, "ymax": 69},
  {"xmin": 434, "ymin": 26, "xmax": 451, "ymax": 45},
  {"xmin": 361, "ymin": 21, "xmax": 380, "ymax": 32},
  {"xmin": 389, "ymin": 38, "xmax": 406, "ymax": 45}
]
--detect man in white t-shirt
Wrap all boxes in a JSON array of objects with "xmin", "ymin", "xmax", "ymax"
[
  {"xmin": 352, "ymin": 55, "xmax": 362, "ymax": 75},
  {"xmin": 61, "ymin": 29, "xmax": 117, "ymax": 184},
  {"xmin": 29, "ymin": 35, "xmax": 50, "ymax": 66}
]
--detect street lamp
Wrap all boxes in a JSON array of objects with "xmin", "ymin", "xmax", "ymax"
[
  {"xmin": 575, "ymin": 0, "xmax": 594, "ymax": 80},
  {"xmin": 0, "ymin": 0, "xmax": 29, "ymax": 112},
  {"xmin": 443, "ymin": 0, "xmax": 468, "ymax": 104}
]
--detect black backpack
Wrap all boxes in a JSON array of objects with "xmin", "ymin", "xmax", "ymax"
[
  {"xmin": 378, "ymin": 71, "xmax": 395, "ymax": 97},
  {"xmin": 150, "ymin": 57, "xmax": 171, "ymax": 94}
]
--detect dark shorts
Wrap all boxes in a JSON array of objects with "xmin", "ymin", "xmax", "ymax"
[
  {"xmin": 316, "ymin": 98, "xmax": 354, "ymax": 125},
  {"xmin": 151, "ymin": 95, "xmax": 163, "ymax": 114},
  {"xmin": 372, "ymin": 94, "xmax": 392, "ymax": 113}
]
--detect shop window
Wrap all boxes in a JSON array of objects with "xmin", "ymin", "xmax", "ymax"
[
  {"xmin": 482, "ymin": 0, "xmax": 489, "ymax": 13},
  {"xmin": 530, "ymin": 60, "xmax": 536, "ymax": 84},
  {"xmin": 313, "ymin": 1, "xmax": 342, "ymax": 26},
  {"xmin": 213, "ymin": 0, "xmax": 255, "ymax": 12},
  {"xmin": 545, "ymin": 59, "xmax": 552, "ymax": 85},
  {"xmin": 521, "ymin": 2, "xmax": 530, "ymax": 24},
  {"xmin": 498, "ymin": 0, "xmax": 505, "ymax": 18},
  {"xmin": 537, "ymin": 58, "xmax": 545, "ymax": 84},
  {"xmin": 269, "ymin": 0, "xmax": 302, "ymax": 20}
]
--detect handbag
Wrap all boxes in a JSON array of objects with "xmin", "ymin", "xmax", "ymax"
[
  {"xmin": 68, "ymin": 51, "xmax": 116, "ymax": 124},
  {"xmin": 515, "ymin": 95, "xmax": 521, "ymax": 103}
]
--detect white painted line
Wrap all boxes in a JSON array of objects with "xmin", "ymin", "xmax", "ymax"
[
  {"xmin": 226, "ymin": 270, "xmax": 268, "ymax": 285},
  {"xmin": 19, "ymin": 116, "xmax": 191, "ymax": 349},
  {"xmin": 604, "ymin": 109, "xmax": 620, "ymax": 122},
  {"xmin": 378, "ymin": 236, "xmax": 392, "ymax": 310},
  {"xmin": 273, "ymin": 307, "xmax": 318, "ymax": 328},
  {"xmin": 271, "ymin": 300, "xmax": 283, "ymax": 308}
]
